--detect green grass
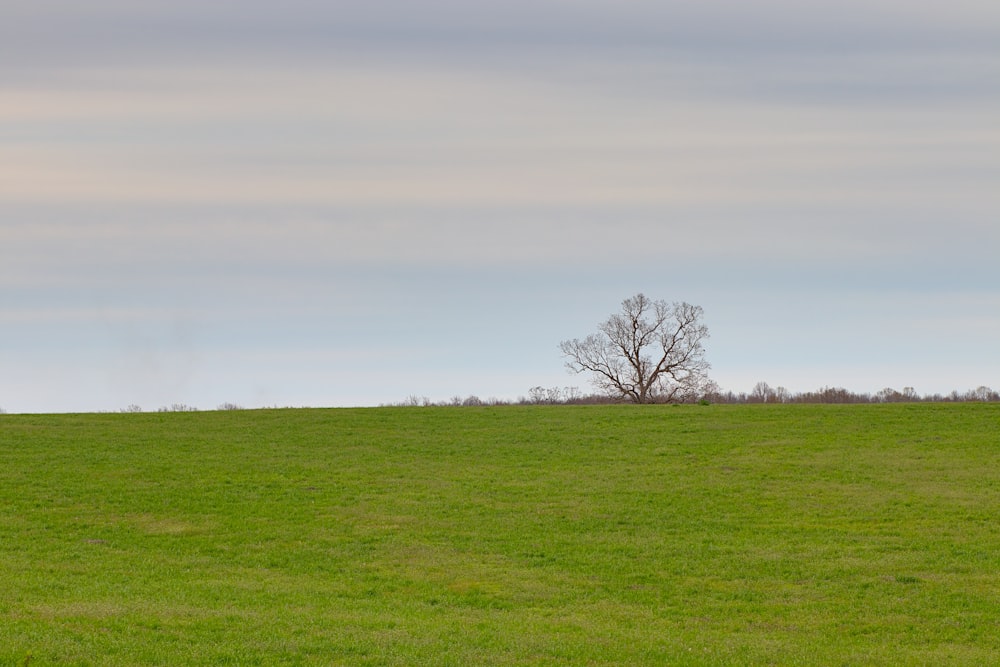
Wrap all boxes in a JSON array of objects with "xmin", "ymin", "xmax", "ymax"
[{"xmin": 1, "ymin": 404, "xmax": 999, "ymax": 665}]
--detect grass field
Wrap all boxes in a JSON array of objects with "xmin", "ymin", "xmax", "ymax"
[{"xmin": 1, "ymin": 403, "xmax": 999, "ymax": 665}]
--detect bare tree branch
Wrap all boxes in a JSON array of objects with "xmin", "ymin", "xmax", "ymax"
[{"xmin": 560, "ymin": 293, "xmax": 711, "ymax": 403}]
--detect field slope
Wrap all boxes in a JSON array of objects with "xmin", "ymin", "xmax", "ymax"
[{"xmin": 1, "ymin": 404, "xmax": 999, "ymax": 665}]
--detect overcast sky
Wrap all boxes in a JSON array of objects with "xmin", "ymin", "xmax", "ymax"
[{"xmin": 2, "ymin": 0, "xmax": 998, "ymax": 412}]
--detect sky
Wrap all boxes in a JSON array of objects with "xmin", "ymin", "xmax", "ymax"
[{"xmin": 2, "ymin": 0, "xmax": 998, "ymax": 413}]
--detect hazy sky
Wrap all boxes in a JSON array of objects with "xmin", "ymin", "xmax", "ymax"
[{"xmin": 3, "ymin": 1, "xmax": 998, "ymax": 412}]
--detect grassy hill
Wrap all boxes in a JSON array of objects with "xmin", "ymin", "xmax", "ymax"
[{"xmin": 1, "ymin": 404, "xmax": 998, "ymax": 664}]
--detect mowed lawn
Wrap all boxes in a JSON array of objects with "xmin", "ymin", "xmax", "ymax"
[{"xmin": 1, "ymin": 404, "xmax": 999, "ymax": 665}]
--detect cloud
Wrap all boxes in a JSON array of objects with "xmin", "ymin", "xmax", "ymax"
[
  {"xmin": 3, "ymin": 1, "xmax": 998, "ymax": 103},
  {"xmin": 7, "ymin": 1, "xmax": 1000, "ymax": 57},
  {"xmin": 2, "ymin": 1, "xmax": 998, "ymax": 412},
  {"xmin": 4, "ymin": 59, "xmax": 995, "ymax": 217}
]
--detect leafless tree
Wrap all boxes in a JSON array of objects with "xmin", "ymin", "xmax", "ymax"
[
  {"xmin": 158, "ymin": 403, "xmax": 199, "ymax": 412},
  {"xmin": 750, "ymin": 381, "xmax": 775, "ymax": 403},
  {"xmin": 560, "ymin": 293, "xmax": 711, "ymax": 403},
  {"xmin": 968, "ymin": 385, "xmax": 999, "ymax": 402},
  {"xmin": 528, "ymin": 386, "xmax": 549, "ymax": 404}
]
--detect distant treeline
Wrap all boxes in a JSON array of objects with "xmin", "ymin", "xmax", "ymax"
[
  {"xmin": 116, "ymin": 403, "xmax": 243, "ymax": 413},
  {"xmin": 8, "ymin": 385, "xmax": 992, "ymax": 416},
  {"xmin": 710, "ymin": 383, "xmax": 1000, "ymax": 405},
  {"xmin": 385, "ymin": 383, "xmax": 1000, "ymax": 407}
]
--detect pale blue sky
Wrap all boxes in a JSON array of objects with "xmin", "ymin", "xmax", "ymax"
[{"xmin": 2, "ymin": 0, "xmax": 998, "ymax": 412}]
